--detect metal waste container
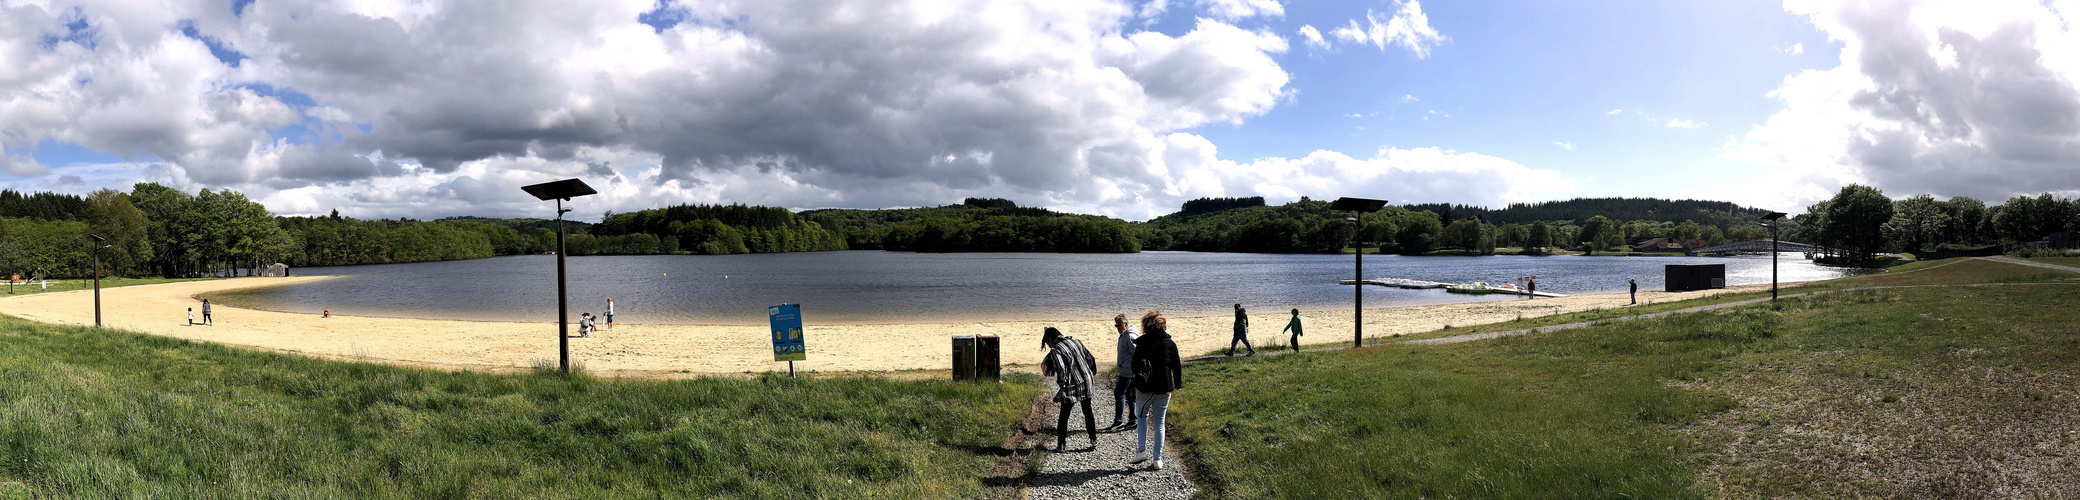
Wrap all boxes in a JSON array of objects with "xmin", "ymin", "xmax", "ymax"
[
  {"xmin": 975, "ymin": 335, "xmax": 1000, "ymax": 381},
  {"xmin": 951, "ymin": 335, "xmax": 976, "ymax": 381}
]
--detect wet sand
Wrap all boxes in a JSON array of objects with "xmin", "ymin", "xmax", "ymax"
[{"xmin": 0, "ymin": 277, "xmax": 1772, "ymax": 378}]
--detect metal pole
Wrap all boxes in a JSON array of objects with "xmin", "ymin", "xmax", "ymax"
[
  {"xmin": 93, "ymin": 251, "xmax": 102, "ymax": 327},
  {"xmin": 1354, "ymin": 241, "xmax": 1363, "ymax": 348},
  {"xmin": 557, "ymin": 198, "xmax": 570, "ymax": 373},
  {"xmin": 1770, "ymin": 225, "xmax": 1779, "ymax": 301},
  {"xmin": 789, "ymin": 360, "xmax": 796, "ymax": 378}
]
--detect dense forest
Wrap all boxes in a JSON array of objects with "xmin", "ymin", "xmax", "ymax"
[
  {"xmin": 801, "ymin": 198, "xmax": 1140, "ymax": 253},
  {"xmin": 592, "ymin": 204, "xmax": 848, "ymax": 255}
]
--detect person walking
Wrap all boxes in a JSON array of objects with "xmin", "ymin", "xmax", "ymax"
[
  {"xmin": 1528, "ymin": 278, "xmax": 1537, "ymax": 299},
  {"xmin": 187, "ymin": 308, "xmax": 194, "ymax": 326},
  {"xmin": 1227, "ymin": 303, "xmax": 1254, "ymax": 357},
  {"xmin": 1130, "ymin": 310, "xmax": 1183, "ymax": 470},
  {"xmin": 1106, "ymin": 314, "xmax": 1139, "ymax": 431},
  {"xmin": 1042, "ymin": 326, "xmax": 1099, "ymax": 451},
  {"xmin": 201, "ymin": 299, "xmax": 212, "ymax": 325},
  {"xmin": 1280, "ymin": 308, "xmax": 1303, "ymax": 353},
  {"xmin": 1629, "ymin": 278, "xmax": 1638, "ymax": 305},
  {"xmin": 605, "ymin": 298, "xmax": 616, "ymax": 332}
]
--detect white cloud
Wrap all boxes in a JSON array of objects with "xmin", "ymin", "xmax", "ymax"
[
  {"xmin": 1728, "ymin": 0, "xmax": 2080, "ymax": 208},
  {"xmin": 1149, "ymin": 134, "xmax": 1577, "ymax": 214},
  {"xmin": 1297, "ymin": 25, "xmax": 1329, "ymax": 49},
  {"xmin": 1665, "ymin": 118, "xmax": 1706, "ymax": 129},
  {"xmin": 1329, "ymin": 0, "xmax": 1447, "ymax": 58},
  {"xmin": 1605, "ymin": 108, "xmax": 1623, "ymax": 115},
  {"xmin": 1776, "ymin": 42, "xmax": 1805, "ymax": 55},
  {"xmin": 0, "ymin": 0, "xmax": 1340, "ymax": 219},
  {"xmin": 1551, "ymin": 141, "xmax": 1575, "ymax": 151},
  {"xmin": 1195, "ymin": 0, "xmax": 1283, "ymax": 20},
  {"xmin": 1402, "ymin": 94, "xmax": 1420, "ymax": 103}
]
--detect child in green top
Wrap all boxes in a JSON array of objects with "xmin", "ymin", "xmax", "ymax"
[{"xmin": 1280, "ymin": 309, "xmax": 1303, "ymax": 353}]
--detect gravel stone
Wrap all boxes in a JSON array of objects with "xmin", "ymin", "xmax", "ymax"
[{"xmin": 1028, "ymin": 377, "xmax": 1197, "ymax": 500}]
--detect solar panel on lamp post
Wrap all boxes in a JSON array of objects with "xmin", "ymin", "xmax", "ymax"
[
  {"xmin": 1330, "ymin": 197, "xmax": 1388, "ymax": 347},
  {"xmin": 1761, "ymin": 211, "xmax": 1786, "ymax": 301},
  {"xmin": 521, "ymin": 179, "xmax": 599, "ymax": 373}
]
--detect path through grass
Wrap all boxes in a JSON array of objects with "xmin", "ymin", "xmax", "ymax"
[{"xmin": 1171, "ymin": 259, "xmax": 2080, "ymax": 498}]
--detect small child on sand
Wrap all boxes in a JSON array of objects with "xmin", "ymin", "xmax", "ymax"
[
  {"xmin": 187, "ymin": 308, "xmax": 193, "ymax": 326},
  {"xmin": 322, "ymin": 308, "xmax": 330, "ymax": 318}
]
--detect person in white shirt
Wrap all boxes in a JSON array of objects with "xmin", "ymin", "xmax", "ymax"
[{"xmin": 605, "ymin": 298, "xmax": 615, "ymax": 331}]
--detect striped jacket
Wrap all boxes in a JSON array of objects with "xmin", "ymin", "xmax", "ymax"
[{"xmin": 1045, "ymin": 337, "xmax": 1098, "ymax": 403}]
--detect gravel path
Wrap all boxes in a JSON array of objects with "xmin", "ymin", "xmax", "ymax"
[
  {"xmin": 1984, "ymin": 255, "xmax": 2080, "ymax": 274},
  {"xmin": 1029, "ymin": 376, "xmax": 1197, "ymax": 500}
]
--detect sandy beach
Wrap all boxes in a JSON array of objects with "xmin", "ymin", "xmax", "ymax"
[{"xmin": 0, "ymin": 277, "xmax": 1774, "ymax": 378}]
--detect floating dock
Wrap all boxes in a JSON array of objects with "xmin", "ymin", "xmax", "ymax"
[{"xmin": 1339, "ymin": 278, "xmax": 1567, "ymax": 298}]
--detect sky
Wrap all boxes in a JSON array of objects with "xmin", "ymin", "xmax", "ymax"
[{"xmin": 1, "ymin": 0, "xmax": 2077, "ymax": 222}]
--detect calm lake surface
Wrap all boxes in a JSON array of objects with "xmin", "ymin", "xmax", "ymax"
[{"xmin": 212, "ymin": 251, "xmax": 1870, "ymax": 325}]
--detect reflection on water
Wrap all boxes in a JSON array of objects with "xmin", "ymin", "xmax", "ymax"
[{"xmin": 212, "ymin": 251, "xmax": 1875, "ymax": 324}]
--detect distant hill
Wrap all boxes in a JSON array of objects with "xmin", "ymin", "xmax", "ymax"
[{"xmin": 1400, "ymin": 198, "xmax": 1773, "ymax": 226}]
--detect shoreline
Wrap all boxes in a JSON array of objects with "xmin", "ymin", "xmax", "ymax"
[{"xmin": 0, "ymin": 277, "xmax": 1782, "ymax": 379}]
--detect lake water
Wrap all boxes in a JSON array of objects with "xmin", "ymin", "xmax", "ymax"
[{"xmin": 211, "ymin": 251, "xmax": 1870, "ymax": 325}]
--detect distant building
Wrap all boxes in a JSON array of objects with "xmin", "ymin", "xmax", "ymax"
[
  {"xmin": 2051, "ymin": 232, "xmax": 2079, "ymax": 249},
  {"xmin": 263, "ymin": 263, "xmax": 290, "ymax": 277}
]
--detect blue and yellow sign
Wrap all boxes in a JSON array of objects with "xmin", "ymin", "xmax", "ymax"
[{"xmin": 769, "ymin": 303, "xmax": 806, "ymax": 361}]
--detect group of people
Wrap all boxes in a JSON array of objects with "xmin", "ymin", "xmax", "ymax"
[
  {"xmin": 1226, "ymin": 304, "xmax": 1305, "ymax": 357},
  {"xmin": 576, "ymin": 298, "xmax": 616, "ymax": 337},
  {"xmin": 187, "ymin": 298, "xmax": 212, "ymax": 326},
  {"xmin": 1042, "ymin": 306, "xmax": 1303, "ymax": 470}
]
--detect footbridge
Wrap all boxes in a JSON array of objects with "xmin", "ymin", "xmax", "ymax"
[{"xmin": 1689, "ymin": 240, "xmax": 1825, "ymax": 255}]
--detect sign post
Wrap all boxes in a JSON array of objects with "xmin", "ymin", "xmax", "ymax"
[{"xmin": 769, "ymin": 303, "xmax": 806, "ymax": 377}]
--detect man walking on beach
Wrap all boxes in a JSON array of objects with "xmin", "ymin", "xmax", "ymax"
[
  {"xmin": 605, "ymin": 298, "xmax": 615, "ymax": 332},
  {"xmin": 1280, "ymin": 308, "xmax": 1303, "ymax": 353},
  {"xmin": 201, "ymin": 299, "xmax": 212, "ymax": 325},
  {"xmin": 1228, "ymin": 304, "xmax": 1254, "ymax": 357},
  {"xmin": 1629, "ymin": 279, "xmax": 1638, "ymax": 305},
  {"xmin": 1106, "ymin": 314, "xmax": 1138, "ymax": 431},
  {"xmin": 1042, "ymin": 327, "xmax": 1099, "ymax": 451}
]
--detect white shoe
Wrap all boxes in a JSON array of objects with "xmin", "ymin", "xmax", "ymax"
[
  {"xmin": 1154, "ymin": 458, "xmax": 1165, "ymax": 470},
  {"xmin": 1128, "ymin": 452, "xmax": 1150, "ymax": 464}
]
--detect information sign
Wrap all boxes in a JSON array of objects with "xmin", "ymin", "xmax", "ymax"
[{"xmin": 769, "ymin": 304, "xmax": 806, "ymax": 361}]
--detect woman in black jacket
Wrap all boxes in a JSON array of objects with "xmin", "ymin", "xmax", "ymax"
[{"xmin": 1129, "ymin": 310, "xmax": 1182, "ymax": 470}]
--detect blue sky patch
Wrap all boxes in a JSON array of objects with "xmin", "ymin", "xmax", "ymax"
[
  {"xmin": 638, "ymin": 1, "xmax": 690, "ymax": 33},
  {"xmin": 39, "ymin": 8, "xmax": 98, "ymax": 51},
  {"xmin": 179, "ymin": 20, "xmax": 247, "ymax": 67}
]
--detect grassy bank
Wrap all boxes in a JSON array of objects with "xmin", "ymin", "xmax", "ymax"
[
  {"xmin": 0, "ymin": 317, "xmax": 1036, "ymax": 498},
  {"xmin": 1171, "ymin": 259, "xmax": 2080, "ymax": 497}
]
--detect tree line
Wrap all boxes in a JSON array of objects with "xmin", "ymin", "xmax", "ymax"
[
  {"xmin": 1141, "ymin": 196, "xmax": 1789, "ymax": 256},
  {"xmin": 1798, "ymin": 185, "xmax": 2077, "ymax": 263},
  {"xmin": 801, "ymin": 198, "xmax": 1140, "ymax": 253}
]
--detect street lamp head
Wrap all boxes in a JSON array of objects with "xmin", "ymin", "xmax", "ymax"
[
  {"xmin": 520, "ymin": 179, "xmax": 598, "ymax": 201},
  {"xmin": 1329, "ymin": 197, "xmax": 1389, "ymax": 213},
  {"xmin": 1760, "ymin": 211, "xmax": 1786, "ymax": 221},
  {"xmin": 88, "ymin": 233, "xmax": 107, "ymax": 243},
  {"xmin": 1345, "ymin": 217, "xmax": 1358, "ymax": 222}
]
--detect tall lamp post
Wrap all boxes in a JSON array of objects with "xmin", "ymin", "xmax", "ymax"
[
  {"xmin": 521, "ymin": 179, "xmax": 598, "ymax": 373},
  {"xmin": 1330, "ymin": 197, "xmax": 1389, "ymax": 347},
  {"xmin": 88, "ymin": 234, "xmax": 109, "ymax": 327},
  {"xmin": 1761, "ymin": 212, "xmax": 1786, "ymax": 301}
]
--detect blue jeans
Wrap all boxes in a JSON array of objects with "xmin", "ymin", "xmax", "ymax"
[
  {"xmin": 1136, "ymin": 391, "xmax": 1171, "ymax": 457},
  {"xmin": 1228, "ymin": 335, "xmax": 1254, "ymax": 355},
  {"xmin": 1111, "ymin": 376, "xmax": 1136, "ymax": 425}
]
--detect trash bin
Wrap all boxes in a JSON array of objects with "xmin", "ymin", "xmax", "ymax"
[
  {"xmin": 951, "ymin": 335, "xmax": 976, "ymax": 381},
  {"xmin": 975, "ymin": 335, "xmax": 1000, "ymax": 381}
]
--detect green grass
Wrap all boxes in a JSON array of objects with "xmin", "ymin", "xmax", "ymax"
[
  {"xmin": 1172, "ymin": 258, "xmax": 2080, "ymax": 498},
  {"xmin": 0, "ymin": 317, "xmax": 1036, "ymax": 498},
  {"xmin": 0, "ymin": 276, "xmax": 220, "ymax": 297}
]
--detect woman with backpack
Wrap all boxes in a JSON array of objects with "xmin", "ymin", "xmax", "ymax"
[
  {"xmin": 1129, "ymin": 310, "xmax": 1183, "ymax": 470},
  {"xmin": 1042, "ymin": 326, "xmax": 1099, "ymax": 451}
]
